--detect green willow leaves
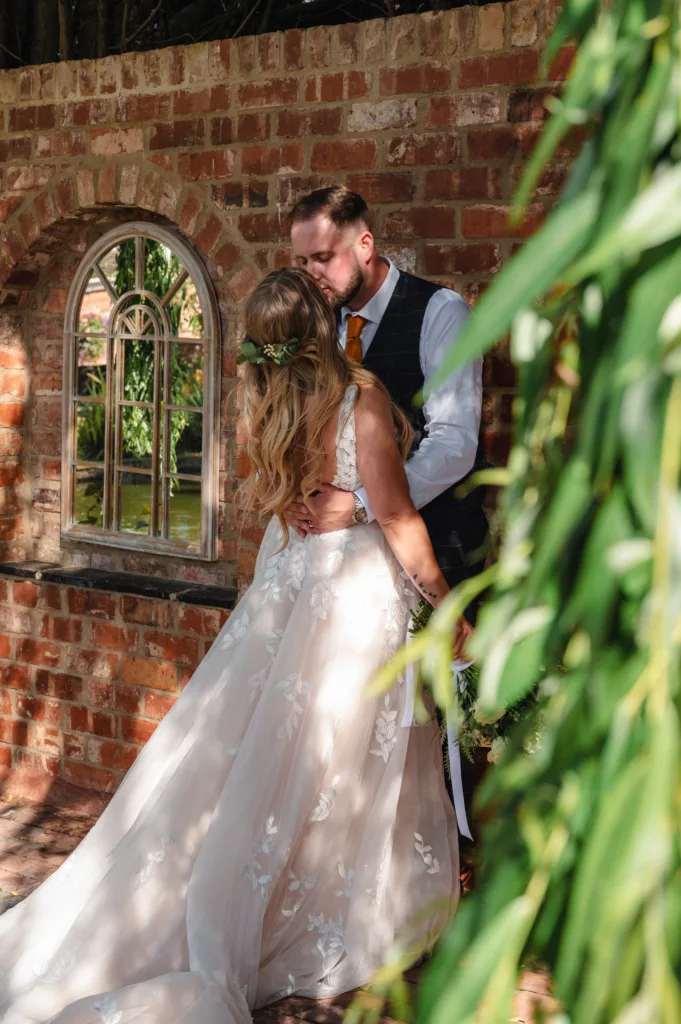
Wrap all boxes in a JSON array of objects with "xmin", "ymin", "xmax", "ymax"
[{"xmin": 367, "ymin": 0, "xmax": 681, "ymax": 1021}]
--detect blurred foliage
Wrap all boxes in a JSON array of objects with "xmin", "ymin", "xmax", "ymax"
[
  {"xmin": 363, "ymin": 0, "xmax": 681, "ymax": 1020},
  {"xmin": 0, "ymin": 0, "xmax": 500, "ymax": 69}
]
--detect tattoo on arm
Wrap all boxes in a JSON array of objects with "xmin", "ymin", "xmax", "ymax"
[{"xmin": 412, "ymin": 573, "xmax": 438, "ymax": 602}]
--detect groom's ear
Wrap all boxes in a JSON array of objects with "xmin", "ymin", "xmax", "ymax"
[{"xmin": 356, "ymin": 228, "xmax": 375, "ymax": 263}]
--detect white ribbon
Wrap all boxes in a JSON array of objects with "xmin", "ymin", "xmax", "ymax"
[{"xmin": 401, "ymin": 627, "xmax": 474, "ymax": 841}]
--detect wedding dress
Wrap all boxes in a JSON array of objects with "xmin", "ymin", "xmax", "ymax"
[{"xmin": 0, "ymin": 385, "xmax": 459, "ymax": 1024}]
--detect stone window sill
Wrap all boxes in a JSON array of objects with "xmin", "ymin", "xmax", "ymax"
[{"xmin": 0, "ymin": 562, "xmax": 237, "ymax": 610}]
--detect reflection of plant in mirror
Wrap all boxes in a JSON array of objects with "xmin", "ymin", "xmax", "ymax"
[
  {"xmin": 80, "ymin": 312, "xmax": 108, "ymax": 334},
  {"xmin": 114, "ymin": 240, "xmax": 204, "ymax": 483},
  {"xmin": 76, "ymin": 369, "xmax": 106, "ymax": 463}
]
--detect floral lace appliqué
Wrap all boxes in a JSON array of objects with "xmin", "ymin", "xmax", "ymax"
[
  {"xmin": 370, "ymin": 695, "xmax": 398, "ymax": 763},
  {"xmin": 335, "ymin": 857, "xmax": 354, "ymax": 898},
  {"xmin": 308, "ymin": 912, "xmax": 345, "ymax": 966},
  {"xmin": 245, "ymin": 814, "xmax": 279, "ymax": 899},
  {"xmin": 331, "ymin": 385, "xmax": 361, "ymax": 493},
  {"xmin": 310, "ymin": 579, "xmax": 338, "ymax": 622},
  {"xmin": 414, "ymin": 832, "xmax": 441, "ymax": 874},
  {"xmin": 309, "ymin": 775, "xmax": 340, "ymax": 822},
  {"xmin": 286, "ymin": 543, "xmax": 309, "ymax": 600},
  {"xmin": 92, "ymin": 995, "xmax": 123, "ymax": 1024},
  {"xmin": 220, "ymin": 611, "xmax": 250, "ymax": 650},
  {"xmin": 33, "ymin": 942, "xmax": 83, "ymax": 984},
  {"xmin": 276, "ymin": 673, "xmax": 311, "ymax": 739},
  {"xmin": 282, "ymin": 870, "xmax": 317, "ymax": 918},
  {"xmin": 133, "ymin": 835, "xmax": 176, "ymax": 888}
]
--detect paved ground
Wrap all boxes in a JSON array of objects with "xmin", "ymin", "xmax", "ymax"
[{"xmin": 0, "ymin": 777, "xmax": 558, "ymax": 1023}]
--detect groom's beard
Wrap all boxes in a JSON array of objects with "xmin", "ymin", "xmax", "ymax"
[{"xmin": 326, "ymin": 265, "xmax": 364, "ymax": 312}]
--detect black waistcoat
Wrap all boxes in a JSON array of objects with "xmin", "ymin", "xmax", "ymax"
[{"xmin": 361, "ymin": 270, "xmax": 488, "ymax": 580}]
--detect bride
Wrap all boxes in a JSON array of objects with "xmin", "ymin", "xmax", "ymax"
[{"xmin": 0, "ymin": 268, "xmax": 459, "ymax": 1023}]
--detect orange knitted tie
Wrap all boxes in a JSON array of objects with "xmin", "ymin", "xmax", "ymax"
[{"xmin": 345, "ymin": 315, "xmax": 367, "ymax": 363}]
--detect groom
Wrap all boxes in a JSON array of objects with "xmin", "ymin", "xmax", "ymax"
[{"xmin": 286, "ymin": 185, "xmax": 489, "ymax": 600}]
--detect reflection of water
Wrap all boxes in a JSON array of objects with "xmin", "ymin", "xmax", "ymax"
[{"xmin": 75, "ymin": 482, "xmax": 201, "ymax": 544}]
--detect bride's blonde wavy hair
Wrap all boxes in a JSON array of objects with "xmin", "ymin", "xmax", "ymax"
[{"xmin": 239, "ymin": 267, "xmax": 413, "ymax": 544}]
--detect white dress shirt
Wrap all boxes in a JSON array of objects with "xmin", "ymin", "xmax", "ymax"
[{"xmin": 339, "ymin": 259, "xmax": 482, "ymax": 523}]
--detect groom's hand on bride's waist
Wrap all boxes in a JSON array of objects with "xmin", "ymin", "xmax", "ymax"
[{"xmin": 283, "ymin": 484, "xmax": 355, "ymax": 537}]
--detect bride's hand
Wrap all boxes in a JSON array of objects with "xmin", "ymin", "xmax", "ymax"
[
  {"xmin": 283, "ymin": 497, "xmax": 312, "ymax": 538},
  {"xmin": 452, "ymin": 615, "xmax": 474, "ymax": 661}
]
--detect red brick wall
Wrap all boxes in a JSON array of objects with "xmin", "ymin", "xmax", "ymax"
[
  {"xmin": 0, "ymin": 575, "xmax": 228, "ymax": 792},
  {"xmin": 0, "ymin": 0, "xmax": 575, "ymax": 588}
]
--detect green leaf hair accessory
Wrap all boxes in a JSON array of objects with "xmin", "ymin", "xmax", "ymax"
[{"xmin": 237, "ymin": 334, "xmax": 301, "ymax": 367}]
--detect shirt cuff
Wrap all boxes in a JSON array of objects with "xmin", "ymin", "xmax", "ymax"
[{"xmin": 353, "ymin": 486, "xmax": 375, "ymax": 524}]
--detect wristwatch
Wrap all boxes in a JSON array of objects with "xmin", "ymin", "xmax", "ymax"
[{"xmin": 351, "ymin": 492, "xmax": 368, "ymax": 526}]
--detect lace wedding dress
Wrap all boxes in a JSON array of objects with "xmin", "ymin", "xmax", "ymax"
[{"xmin": 0, "ymin": 385, "xmax": 458, "ymax": 1024}]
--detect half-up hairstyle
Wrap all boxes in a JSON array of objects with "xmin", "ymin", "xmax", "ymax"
[{"xmin": 239, "ymin": 267, "xmax": 412, "ymax": 545}]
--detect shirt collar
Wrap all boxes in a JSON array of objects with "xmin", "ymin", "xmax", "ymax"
[{"xmin": 340, "ymin": 258, "xmax": 399, "ymax": 326}]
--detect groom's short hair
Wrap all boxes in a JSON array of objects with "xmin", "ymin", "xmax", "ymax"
[{"xmin": 289, "ymin": 186, "xmax": 371, "ymax": 230}]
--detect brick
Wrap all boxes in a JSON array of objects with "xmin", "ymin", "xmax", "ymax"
[
  {"xmin": 178, "ymin": 606, "xmax": 225, "ymax": 636},
  {"xmin": 428, "ymin": 92, "xmax": 503, "ymax": 128},
  {"xmin": 347, "ymin": 172, "xmax": 415, "ymax": 204},
  {"xmin": 277, "ymin": 109, "xmax": 342, "ymax": 139},
  {"xmin": 237, "ymin": 113, "xmax": 270, "ymax": 143},
  {"xmin": 64, "ymin": 760, "xmax": 117, "ymax": 792},
  {"xmin": 242, "ymin": 144, "xmax": 304, "ymax": 175},
  {"xmin": 8, "ymin": 104, "xmax": 56, "ymax": 132},
  {"xmin": 116, "ymin": 93, "xmax": 172, "ymax": 122},
  {"xmin": 0, "ymin": 605, "xmax": 31, "ymax": 634},
  {"xmin": 209, "ymin": 38, "xmax": 231, "ymax": 80},
  {"xmin": 450, "ymin": 6, "xmax": 477, "ymax": 52},
  {"xmin": 35, "ymin": 669, "xmax": 82, "ymax": 701},
  {"xmin": 236, "ymin": 36, "xmax": 255, "ymax": 74},
  {"xmin": 90, "ymin": 127, "xmax": 144, "ymax": 156},
  {"xmin": 214, "ymin": 241, "xmax": 241, "ymax": 276},
  {"xmin": 87, "ymin": 738, "xmax": 138, "ymax": 772},
  {"xmin": 309, "ymin": 25, "xmax": 331, "ymax": 67},
  {"xmin": 177, "ymin": 191, "xmax": 203, "ymax": 234},
  {"xmin": 508, "ymin": 88, "xmax": 557, "ymax": 122},
  {"xmin": 0, "ymin": 634, "xmax": 10, "ymax": 658},
  {"xmin": 284, "ymin": 29, "xmax": 304, "ymax": 71},
  {"xmin": 6, "ymin": 165, "xmax": 55, "ymax": 192},
  {"xmin": 424, "ymin": 242, "xmax": 502, "ymax": 276},
  {"xmin": 387, "ymin": 14, "xmax": 417, "ymax": 59},
  {"xmin": 121, "ymin": 715, "xmax": 157, "ymax": 745},
  {"xmin": 511, "ymin": 0, "xmax": 538, "ymax": 46},
  {"xmin": 149, "ymin": 119, "xmax": 204, "ymax": 150},
  {"xmin": 0, "ymin": 371, "xmax": 25, "ymax": 398},
  {"xmin": 194, "ymin": 214, "xmax": 223, "ymax": 254},
  {"xmin": 65, "ymin": 648, "xmax": 118, "ymax": 680},
  {"xmin": 321, "ymin": 73, "xmax": 343, "ymax": 102},
  {"xmin": 364, "ymin": 19, "xmax": 386, "ymax": 62},
  {"xmin": 382, "ymin": 206, "xmax": 457, "ymax": 239},
  {"xmin": 0, "ymin": 717, "xmax": 30, "ymax": 745},
  {"xmin": 16, "ymin": 638, "xmax": 61, "ymax": 666},
  {"xmin": 61, "ymin": 98, "xmax": 110, "ymax": 127},
  {"xmin": 467, "ymin": 126, "xmax": 535, "ymax": 162},
  {"xmin": 121, "ymin": 657, "xmax": 177, "ymax": 691},
  {"xmin": 0, "ymin": 662, "xmax": 31, "ymax": 690},
  {"xmin": 311, "ymin": 140, "xmax": 378, "ymax": 172},
  {"xmin": 227, "ymin": 266, "xmax": 258, "ymax": 303},
  {"xmin": 379, "ymin": 63, "xmax": 450, "ymax": 96},
  {"xmin": 120, "ymin": 595, "xmax": 173, "ymax": 628},
  {"xmin": 386, "ymin": 133, "xmax": 459, "ymax": 167},
  {"xmin": 88, "ymin": 621, "xmax": 138, "ymax": 653},
  {"xmin": 459, "ymin": 51, "xmax": 540, "ymax": 89},
  {"xmin": 258, "ymin": 32, "xmax": 280, "ymax": 72},
  {"xmin": 0, "ymin": 136, "xmax": 32, "ymax": 161},
  {"xmin": 237, "ymin": 78, "xmax": 298, "ymax": 110},
  {"xmin": 178, "ymin": 150, "xmax": 235, "ymax": 181},
  {"xmin": 15, "ymin": 695, "xmax": 62, "ymax": 725},
  {"xmin": 144, "ymin": 630, "xmax": 199, "ymax": 665},
  {"xmin": 174, "ymin": 86, "xmax": 230, "ymax": 116},
  {"xmin": 144, "ymin": 690, "xmax": 176, "ymax": 719},
  {"xmin": 40, "ymin": 615, "xmax": 82, "ymax": 643},
  {"xmin": 0, "ymin": 197, "xmax": 23, "ymax": 223},
  {"xmin": 478, "ymin": 4, "xmax": 505, "ymax": 51},
  {"xmin": 67, "ymin": 588, "xmax": 117, "ymax": 618},
  {"xmin": 419, "ymin": 11, "xmax": 445, "ymax": 56},
  {"xmin": 348, "ymin": 99, "xmax": 417, "ymax": 133},
  {"xmin": 425, "ymin": 168, "xmax": 497, "ymax": 200},
  {"xmin": 549, "ymin": 45, "xmax": 577, "ymax": 82},
  {"xmin": 113, "ymin": 684, "xmax": 142, "ymax": 715},
  {"xmin": 348, "ymin": 70, "xmax": 370, "ymax": 99},
  {"xmin": 462, "ymin": 203, "xmax": 546, "ymax": 238},
  {"xmin": 210, "ymin": 116, "xmax": 233, "ymax": 146},
  {"xmin": 238, "ymin": 213, "xmax": 282, "ymax": 244},
  {"xmin": 336, "ymin": 23, "xmax": 360, "ymax": 64}
]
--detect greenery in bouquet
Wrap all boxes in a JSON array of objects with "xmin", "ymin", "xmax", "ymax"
[{"xmin": 408, "ymin": 598, "xmax": 539, "ymax": 765}]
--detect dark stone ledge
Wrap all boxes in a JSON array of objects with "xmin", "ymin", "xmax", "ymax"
[{"xmin": 0, "ymin": 562, "xmax": 238, "ymax": 610}]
